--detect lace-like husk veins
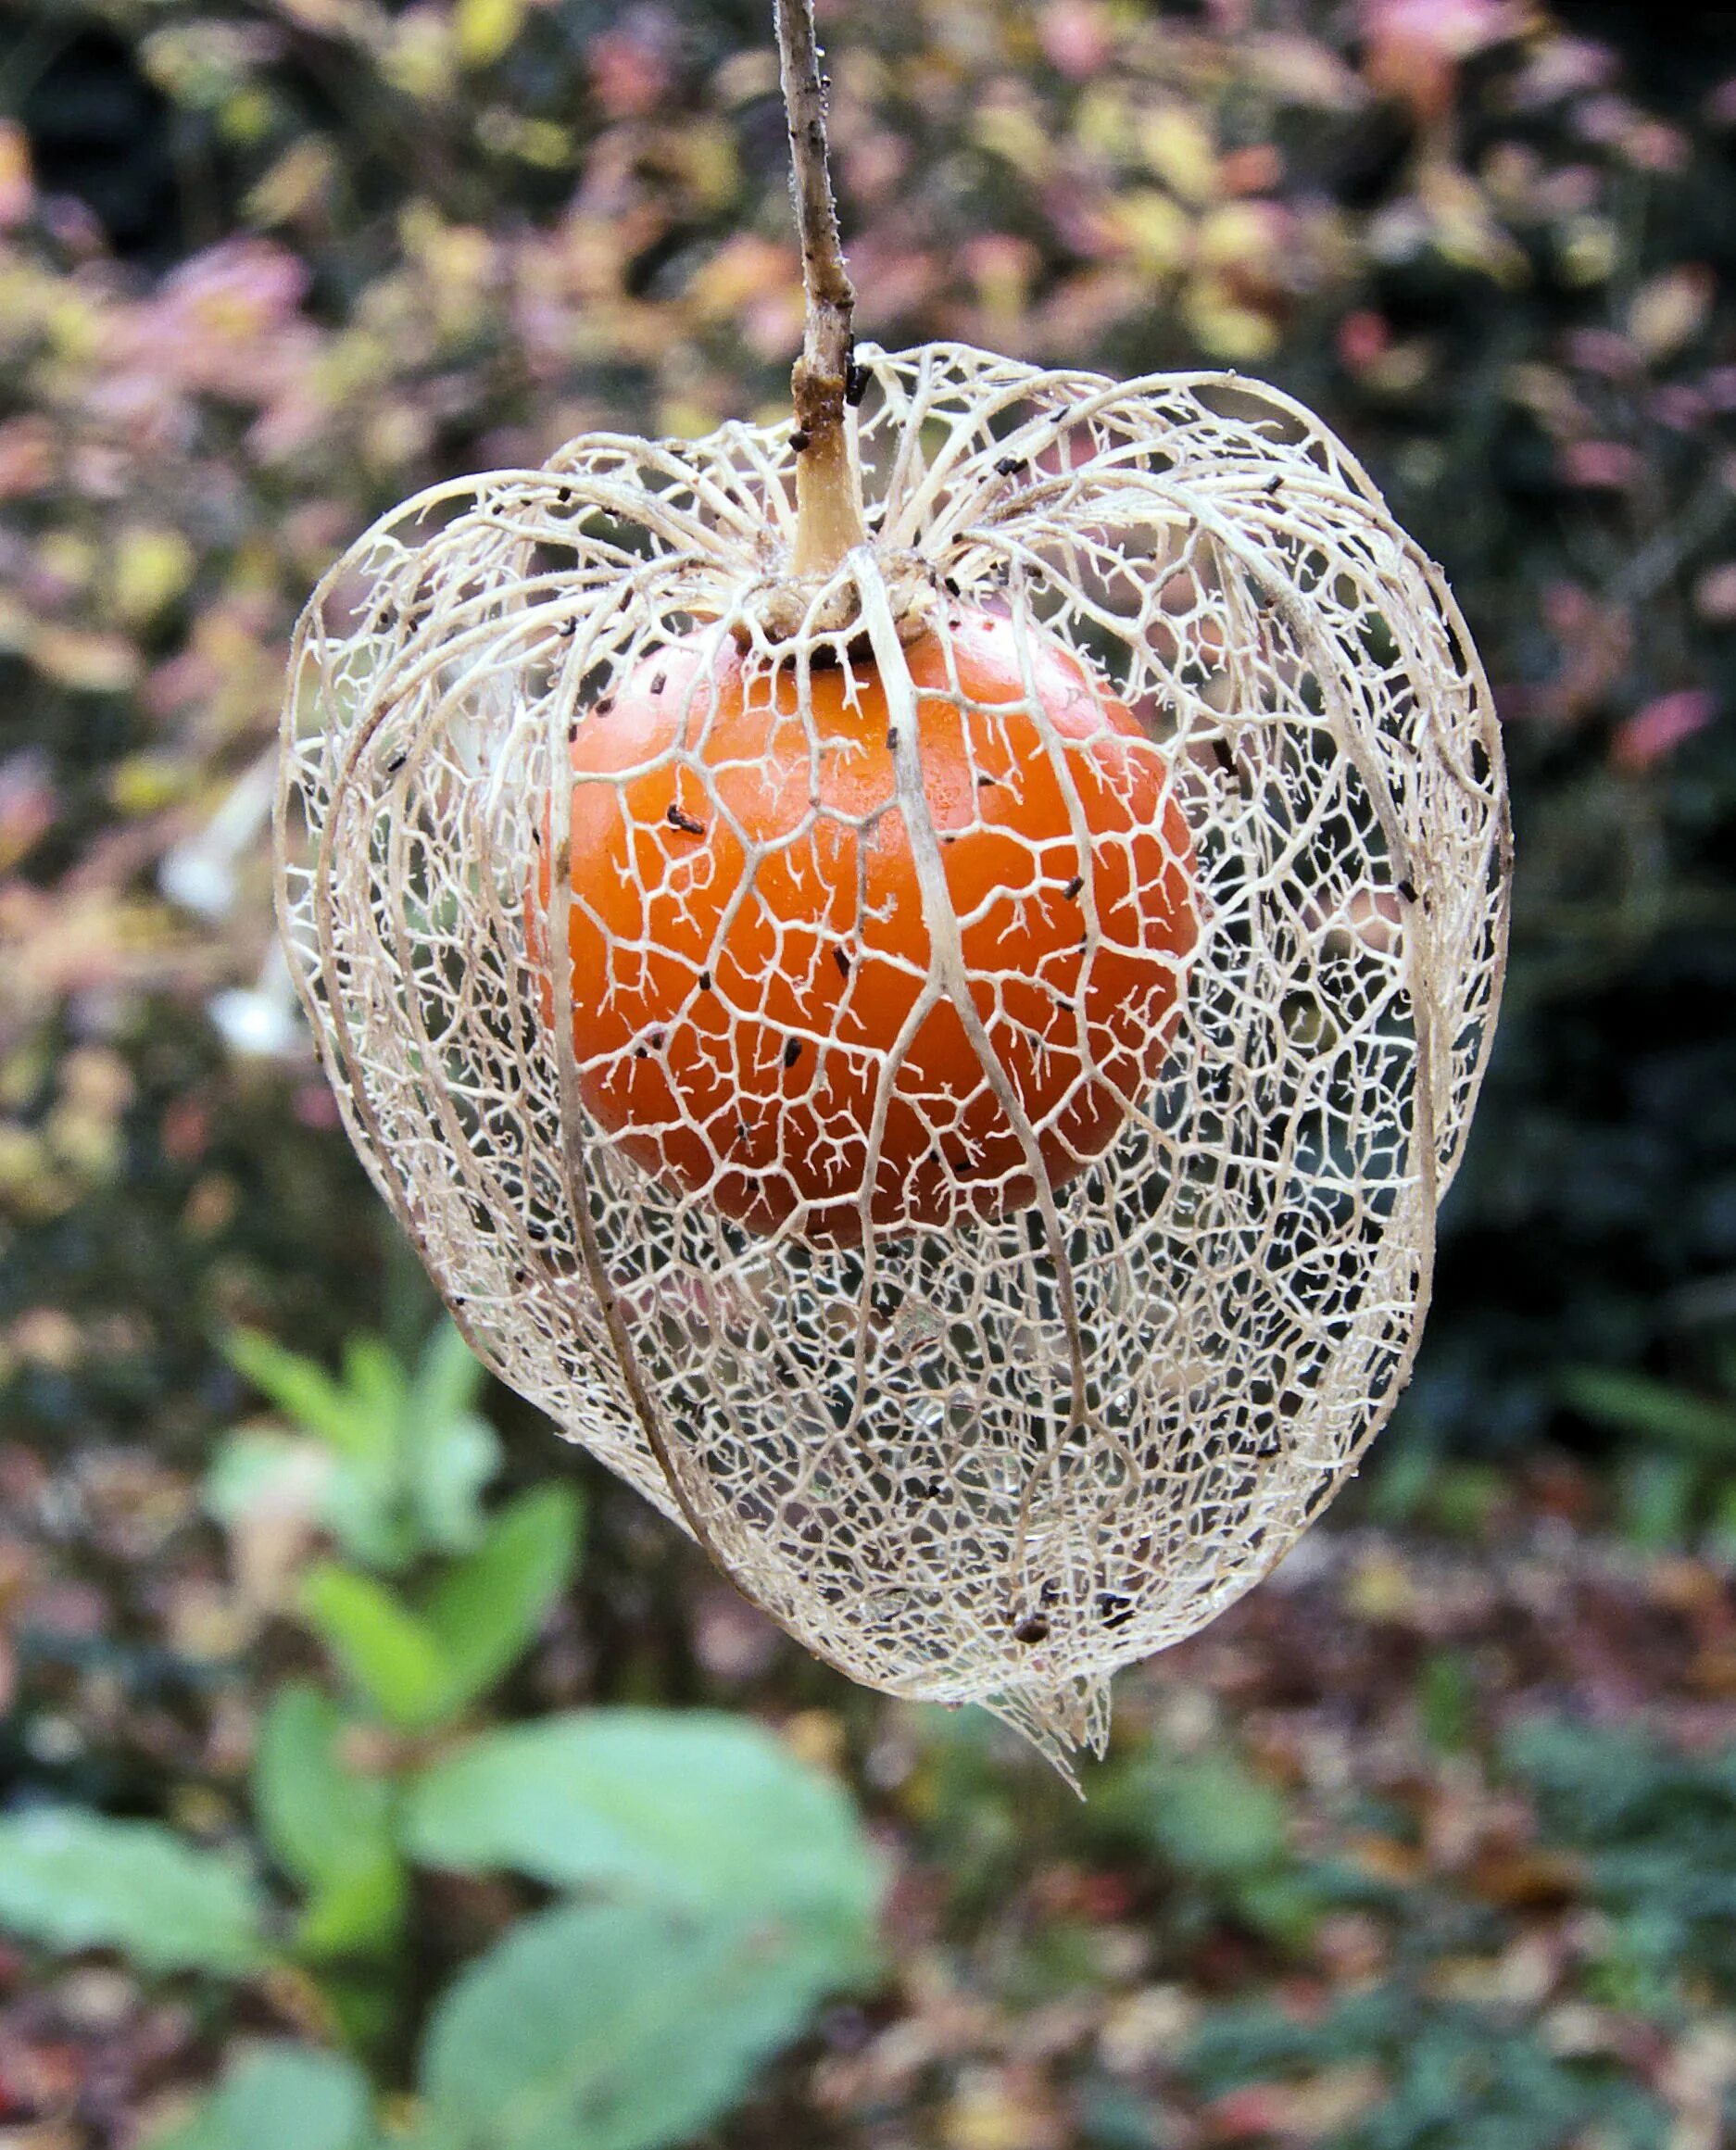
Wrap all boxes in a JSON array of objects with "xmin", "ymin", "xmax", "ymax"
[{"xmin": 276, "ymin": 344, "xmax": 1510, "ymax": 1776}]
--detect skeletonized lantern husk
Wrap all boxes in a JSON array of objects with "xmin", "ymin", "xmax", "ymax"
[{"xmin": 277, "ymin": 344, "xmax": 1509, "ymax": 1775}]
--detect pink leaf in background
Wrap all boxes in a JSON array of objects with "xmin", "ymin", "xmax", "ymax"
[
  {"xmin": 1038, "ymin": 1, "xmax": 1113, "ymax": 80},
  {"xmin": 1363, "ymin": 0, "xmax": 1515, "ymax": 121},
  {"xmin": 1561, "ymin": 439, "xmax": 1642, "ymax": 489},
  {"xmin": 1611, "ymin": 688, "xmax": 1716, "ymax": 771}
]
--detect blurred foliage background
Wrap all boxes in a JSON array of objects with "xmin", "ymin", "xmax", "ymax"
[{"xmin": 3, "ymin": 0, "xmax": 1736, "ymax": 2144}]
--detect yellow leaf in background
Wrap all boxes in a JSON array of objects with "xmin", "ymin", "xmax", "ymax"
[
  {"xmin": 457, "ymin": 0, "xmax": 525, "ymax": 69},
  {"xmin": 1629, "ymin": 266, "xmax": 1713, "ymax": 359},
  {"xmin": 971, "ymin": 96, "xmax": 1053, "ymax": 181},
  {"xmin": 38, "ymin": 531, "xmax": 94, "ymax": 595},
  {"xmin": 244, "ymin": 138, "xmax": 337, "ymax": 228},
  {"xmin": 474, "ymin": 110, "xmax": 572, "ymax": 169},
  {"xmin": 0, "ymin": 1127, "xmax": 50, "ymax": 1209},
  {"xmin": 231, "ymin": 536, "xmax": 281, "ymax": 597},
  {"xmin": 1558, "ymin": 215, "xmax": 1616, "ymax": 285},
  {"xmin": 220, "ymin": 87, "xmax": 275, "ymax": 146},
  {"xmin": 778, "ymin": 1709, "xmax": 846, "ymax": 1776},
  {"xmin": 315, "ymin": 323, "xmax": 388, "ymax": 401},
  {"xmin": 1138, "ymin": 105, "xmax": 1217, "ymax": 206},
  {"xmin": 669, "ymin": 120, "xmax": 738, "ymax": 213},
  {"xmin": 1342, "ymin": 1547, "xmax": 1418, "ymax": 1623},
  {"xmin": 426, "ymin": 222, "xmax": 492, "ymax": 292},
  {"xmin": 1115, "ymin": 189, "xmax": 1191, "ymax": 274},
  {"xmin": 1075, "ymin": 81, "xmax": 1130, "ymax": 160},
  {"xmin": 711, "ymin": 50, "xmax": 780, "ymax": 107},
  {"xmin": 656, "ymin": 397, "xmax": 720, "ymax": 443},
  {"xmin": 687, "ymin": 235, "xmax": 796, "ymax": 322},
  {"xmin": 383, "ymin": 11, "xmax": 455, "ymax": 100},
  {"xmin": 399, "ymin": 209, "xmax": 493, "ymax": 339},
  {"xmin": 943, "ymin": 2069, "xmax": 1055, "ymax": 2150},
  {"xmin": 363, "ymin": 404, "xmax": 433, "ymax": 475},
  {"xmin": 1503, "ymin": 361, "xmax": 1586, "ymax": 433},
  {"xmin": 110, "ymin": 753, "xmax": 190, "ymax": 817},
  {"xmin": 45, "ymin": 290, "xmax": 100, "ymax": 364},
  {"xmin": 28, "ymin": 626, "xmax": 142, "ymax": 694},
  {"xmin": 113, "ymin": 530, "xmax": 195, "ymax": 627},
  {"xmin": 1245, "ymin": 31, "xmax": 1365, "ymax": 112},
  {"xmin": 968, "ymin": 233, "xmax": 1039, "ymax": 333},
  {"xmin": 1182, "ymin": 279, "xmax": 1279, "ymax": 362},
  {"xmin": 401, "ymin": 202, "xmax": 492, "ymax": 295},
  {"xmin": 1365, "ymin": 341, "xmax": 1433, "ymax": 396},
  {"xmin": 45, "ymin": 1097, "xmax": 122, "ymax": 1180},
  {"xmin": 1420, "ymin": 163, "xmax": 1528, "ymax": 288},
  {"xmin": 1196, "ymin": 201, "xmax": 1277, "ymax": 272}
]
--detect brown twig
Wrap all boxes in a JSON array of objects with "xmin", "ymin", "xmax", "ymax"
[{"xmin": 775, "ymin": 0, "xmax": 867, "ymax": 574}]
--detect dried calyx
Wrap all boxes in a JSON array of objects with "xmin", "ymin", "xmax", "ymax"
[{"xmin": 277, "ymin": 0, "xmax": 1511, "ymax": 1776}]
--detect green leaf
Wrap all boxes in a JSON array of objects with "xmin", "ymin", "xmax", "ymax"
[
  {"xmin": 401, "ymin": 1710, "xmax": 881, "ymax": 1955},
  {"xmin": 1616, "ymin": 1452, "xmax": 1698, "ymax": 1550},
  {"xmin": 296, "ymin": 1868, "xmax": 407, "ymax": 1965},
  {"xmin": 224, "ymin": 1327, "xmax": 507, "ymax": 1570},
  {"xmin": 1231, "ymin": 1870, "xmax": 1325, "ymax": 1952},
  {"xmin": 418, "ymin": 1899, "xmax": 838, "ymax": 2150},
  {"xmin": 341, "ymin": 1336, "xmax": 409, "ymax": 1434},
  {"xmin": 144, "ymin": 2042, "xmax": 375, "ymax": 2150},
  {"xmin": 409, "ymin": 1321, "xmax": 485, "ymax": 1431},
  {"xmin": 0, "ymin": 1810, "xmax": 266, "ymax": 1974},
  {"xmin": 1152, "ymin": 1754, "xmax": 1290, "ymax": 1880},
  {"xmin": 299, "ymin": 1565, "xmax": 449, "ymax": 1730},
  {"xmin": 419, "ymin": 1486, "xmax": 580, "ymax": 1718},
  {"xmin": 406, "ymin": 1409, "xmax": 500, "ymax": 1555},
  {"xmin": 225, "ymin": 1332, "xmax": 385, "ymax": 1465},
  {"xmin": 318, "ymin": 1465, "xmax": 420, "ymax": 1575},
  {"xmin": 222, "ymin": 1334, "xmax": 420, "ymax": 1570},
  {"xmin": 1099, "ymin": 1748, "xmax": 1292, "ymax": 1883},
  {"xmin": 1560, "ymin": 1368, "xmax": 1736, "ymax": 1458},
  {"xmin": 252, "ymin": 1684, "xmax": 404, "ymax": 1958}
]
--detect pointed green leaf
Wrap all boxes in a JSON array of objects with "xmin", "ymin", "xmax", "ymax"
[
  {"xmin": 419, "ymin": 1900, "xmax": 837, "ymax": 2150},
  {"xmin": 419, "ymin": 1486, "xmax": 580, "ymax": 1718},
  {"xmin": 404, "ymin": 1326, "xmax": 497, "ymax": 1553},
  {"xmin": 407, "ymin": 1409, "xmax": 500, "ymax": 1556},
  {"xmin": 409, "ymin": 1322, "xmax": 485, "ymax": 1431},
  {"xmin": 143, "ymin": 2042, "xmax": 375, "ymax": 2150},
  {"xmin": 1561, "ymin": 1368, "xmax": 1736, "ymax": 1458},
  {"xmin": 342, "ymin": 1336, "xmax": 409, "ymax": 1433},
  {"xmin": 299, "ymin": 1565, "xmax": 449, "ymax": 1730},
  {"xmin": 253, "ymin": 1684, "xmax": 404, "ymax": 1958},
  {"xmin": 224, "ymin": 1331, "xmax": 384, "ymax": 1465},
  {"xmin": 0, "ymin": 1810, "xmax": 266, "ymax": 1974}
]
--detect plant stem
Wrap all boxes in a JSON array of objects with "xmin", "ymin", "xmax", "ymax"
[{"xmin": 775, "ymin": 0, "xmax": 867, "ymax": 576}]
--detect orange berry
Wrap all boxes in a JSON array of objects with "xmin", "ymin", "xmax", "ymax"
[{"xmin": 531, "ymin": 606, "xmax": 1196, "ymax": 1244}]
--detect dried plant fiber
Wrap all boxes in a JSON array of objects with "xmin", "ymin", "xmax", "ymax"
[{"xmin": 278, "ymin": 344, "xmax": 1509, "ymax": 1772}]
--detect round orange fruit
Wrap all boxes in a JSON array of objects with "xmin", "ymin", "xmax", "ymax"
[{"xmin": 531, "ymin": 605, "xmax": 1197, "ymax": 1244}]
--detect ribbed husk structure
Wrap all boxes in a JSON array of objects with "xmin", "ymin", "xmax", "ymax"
[{"xmin": 278, "ymin": 343, "xmax": 1509, "ymax": 1773}]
